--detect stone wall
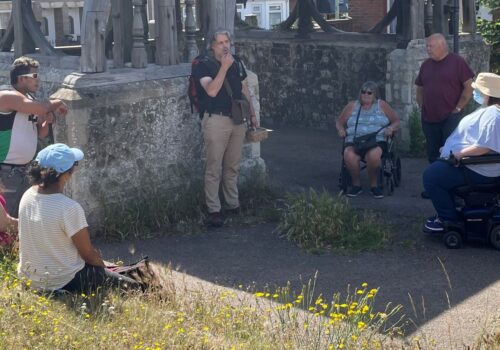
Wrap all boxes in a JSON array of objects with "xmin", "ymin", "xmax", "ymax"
[
  {"xmin": 235, "ymin": 30, "xmax": 398, "ymax": 129},
  {"xmin": 386, "ymin": 34, "xmax": 490, "ymax": 149},
  {"xmin": 0, "ymin": 53, "xmax": 264, "ymax": 232}
]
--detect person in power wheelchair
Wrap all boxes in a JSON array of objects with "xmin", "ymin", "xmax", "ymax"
[
  {"xmin": 336, "ymin": 81, "xmax": 400, "ymax": 198},
  {"xmin": 423, "ymin": 72, "xmax": 500, "ymax": 248}
]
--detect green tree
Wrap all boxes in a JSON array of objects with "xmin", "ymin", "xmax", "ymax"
[{"xmin": 477, "ymin": 0, "xmax": 500, "ymax": 73}]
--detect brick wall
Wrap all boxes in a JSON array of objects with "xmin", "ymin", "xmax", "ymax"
[{"xmin": 349, "ymin": 0, "xmax": 387, "ymax": 32}]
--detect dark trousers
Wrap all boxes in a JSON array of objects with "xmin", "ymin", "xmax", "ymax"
[
  {"xmin": 423, "ymin": 161, "xmax": 496, "ymax": 221},
  {"xmin": 62, "ymin": 264, "xmax": 141, "ymax": 293},
  {"xmin": 422, "ymin": 112, "xmax": 463, "ymax": 163}
]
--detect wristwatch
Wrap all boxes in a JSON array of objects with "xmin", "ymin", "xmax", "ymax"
[{"xmin": 454, "ymin": 107, "xmax": 462, "ymax": 113}]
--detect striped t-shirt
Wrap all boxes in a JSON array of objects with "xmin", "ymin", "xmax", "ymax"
[
  {"xmin": 18, "ymin": 187, "xmax": 88, "ymax": 290},
  {"xmin": 0, "ymin": 110, "xmax": 38, "ymax": 165}
]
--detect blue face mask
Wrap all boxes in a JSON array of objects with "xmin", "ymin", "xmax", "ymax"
[{"xmin": 473, "ymin": 89, "xmax": 484, "ymax": 105}]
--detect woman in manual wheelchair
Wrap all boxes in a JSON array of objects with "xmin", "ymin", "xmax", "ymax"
[
  {"xmin": 423, "ymin": 72, "xmax": 500, "ymax": 248},
  {"xmin": 336, "ymin": 81, "xmax": 400, "ymax": 198}
]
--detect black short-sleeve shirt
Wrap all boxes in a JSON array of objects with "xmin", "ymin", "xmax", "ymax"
[{"xmin": 193, "ymin": 55, "xmax": 247, "ymax": 115}]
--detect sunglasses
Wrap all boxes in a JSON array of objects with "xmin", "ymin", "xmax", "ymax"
[
  {"xmin": 19, "ymin": 73, "xmax": 39, "ymax": 79},
  {"xmin": 361, "ymin": 90, "xmax": 373, "ymax": 95}
]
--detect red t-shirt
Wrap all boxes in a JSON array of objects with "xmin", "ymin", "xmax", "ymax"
[{"xmin": 415, "ymin": 53, "xmax": 474, "ymax": 123}]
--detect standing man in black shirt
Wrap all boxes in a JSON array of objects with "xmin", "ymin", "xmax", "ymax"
[{"xmin": 193, "ymin": 29, "xmax": 258, "ymax": 227}]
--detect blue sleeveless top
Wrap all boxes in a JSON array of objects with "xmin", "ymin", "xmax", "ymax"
[{"xmin": 345, "ymin": 100, "xmax": 390, "ymax": 143}]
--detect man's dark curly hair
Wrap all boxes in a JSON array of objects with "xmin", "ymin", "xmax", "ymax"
[
  {"xmin": 27, "ymin": 160, "xmax": 72, "ymax": 188},
  {"xmin": 10, "ymin": 56, "xmax": 39, "ymax": 86}
]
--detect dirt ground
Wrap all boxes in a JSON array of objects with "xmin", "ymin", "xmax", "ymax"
[{"xmin": 98, "ymin": 125, "xmax": 500, "ymax": 348}]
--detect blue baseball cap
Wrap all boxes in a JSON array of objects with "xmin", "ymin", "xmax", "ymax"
[{"xmin": 36, "ymin": 143, "xmax": 84, "ymax": 173}]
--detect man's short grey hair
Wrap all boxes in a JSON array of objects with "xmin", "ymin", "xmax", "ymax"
[{"xmin": 206, "ymin": 29, "xmax": 232, "ymax": 50}]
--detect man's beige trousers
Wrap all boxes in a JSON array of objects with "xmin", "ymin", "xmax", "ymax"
[{"xmin": 202, "ymin": 113, "xmax": 246, "ymax": 213}]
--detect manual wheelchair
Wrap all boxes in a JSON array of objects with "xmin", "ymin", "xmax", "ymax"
[
  {"xmin": 423, "ymin": 154, "xmax": 500, "ymax": 250},
  {"xmin": 338, "ymin": 136, "xmax": 402, "ymax": 196}
]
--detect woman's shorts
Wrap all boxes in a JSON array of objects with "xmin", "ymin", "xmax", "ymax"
[{"xmin": 344, "ymin": 141, "xmax": 387, "ymax": 159}]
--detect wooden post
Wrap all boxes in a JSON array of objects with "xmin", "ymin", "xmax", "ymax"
[
  {"xmin": 433, "ymin": 0, "xmax": 449, "ymax": 35},
  {"xmin": 81, "ymin": 0, "xmax": 111, "ymax": 72},
  {"xmin": 155, "ymin": 0, "xmax": 178, "ymax": 66},
  {"xmin": 461, "ymin": 0, "xmax": 476, "ymax": 33},
  {"xmin": 131, "ymin": 0, "xmax": 148, "ymax": 68},
  {"xmin": 13, "ymin": 0, "xmax": 25, "ymax": 57},
  {"xmin": 408, "ymin": 0, "xmax": 425, "ymax": 40},
  {"xmin": 111, "ymin": 0, "xmax": 133, "ymax": 67},
  {"xmin": 200, "ymin": 0, "xmax": 236, "ymax": 38},
  {"xmin": 185, "ymin": 0, "xmax": 198, "ymax": 62}
]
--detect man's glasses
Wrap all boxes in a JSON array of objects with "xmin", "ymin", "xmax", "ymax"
[
  {"xmin": 361, "ymin": 90, "xmax": 373, "ymax": 95},
  {"xmin": 19, "ymin": 73, "xmax": 39, "ymax": 79}
]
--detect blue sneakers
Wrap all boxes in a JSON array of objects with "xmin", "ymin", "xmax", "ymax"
[{"xmin": 424, "ymin": 216, "xmax": 444, "ymax": 232}]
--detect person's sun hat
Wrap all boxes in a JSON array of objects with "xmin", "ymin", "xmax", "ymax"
[
  {"xmin": 472, "ymin": 72, "xmax": 500, "ymax": 98},
  {"xmin": 36, "ymin": 143, "xmax": 84, "ymax": 173}
]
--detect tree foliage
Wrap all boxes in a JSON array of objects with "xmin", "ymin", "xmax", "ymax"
[
  {"xmin": 477, "ymin": 0, "xmax": 500, "ymax": 9},
  {"xmin": 477, "ymin": 0, "xmax": 500, "ymax": 74}
]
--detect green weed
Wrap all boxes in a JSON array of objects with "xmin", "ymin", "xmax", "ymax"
[
  {"xmin": 277, "ymin": 188, "xmax": 388, "ymax": 253},
  {"xmin": 408, "ymin": 106, "xmax": 426, "ymax": 158}
]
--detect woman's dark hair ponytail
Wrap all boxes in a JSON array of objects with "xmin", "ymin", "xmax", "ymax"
[{"xmin": 27, "ymin": 161, "xmax": 61, "ymax": 188}]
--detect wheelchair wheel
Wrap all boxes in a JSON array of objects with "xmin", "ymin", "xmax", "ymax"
[
  {"xmin": 393, "ymin": 156, "xmax": 402, "ymax": 187},
  {"xmin": 489, "ymin": 226, "xmax": 500, "ymax": 250},
  {"xmin": 339, "ymin": 165, "xmax": 351, "ymax": 194},
  {"xmin": 385, "ymin": 175, "xmax": 395, "ymax": 196},
  {"xmin": 443, "ymin": 230, "xmax": 462, "ymax": 249}
]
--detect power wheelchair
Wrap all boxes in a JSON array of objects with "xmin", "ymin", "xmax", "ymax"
[
  {"xmin": 423, "ymin": 154, "xmax": 500, "ymax": 250},
  {"xmin": 338, "ymin": 136, "xmax": 402, "ymax": 196}
]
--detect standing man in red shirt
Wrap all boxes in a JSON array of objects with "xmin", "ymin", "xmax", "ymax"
[{"xmin": 415, "ymin": 33, "xmax": 474, "ymax": 197}]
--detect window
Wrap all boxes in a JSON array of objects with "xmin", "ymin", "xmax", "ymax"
[
  {"xmin": 41, "ymin": 17, "xmax": 49, "ymax": 36},
  {"xmin": 236, "ymin": 4, "xmax": 244, "ymax": 20},
  {"xmin": 68, "ymin": 16, "xmax": 74, "ymax": 35},
  {"xmin": 0, "ymin": 12, "xmax": 10, "ymax": 30},
  {"xmin": 269, "ymin": 5, "xmax": 282, "ymax": 27},
  {"xmin": 252, "ymin": 5, "xmax": 262, "ymax": 27}
]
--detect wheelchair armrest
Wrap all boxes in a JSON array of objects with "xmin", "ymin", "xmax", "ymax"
[{"xmin": 460, "ymin": 153, "xmax": 500, "ymax": 165}]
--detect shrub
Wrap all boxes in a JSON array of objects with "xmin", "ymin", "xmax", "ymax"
[
  {"xmin": 277, "ymin": 188, "xmax": 388, "ymax": 253},
  {"xmin": 408, "ymin": 106, "xmax": 426, "ymax": 158}
]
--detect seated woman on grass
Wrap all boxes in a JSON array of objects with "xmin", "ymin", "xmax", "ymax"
[
  {"xmin": 336, "ymin": 81, "xmax": 400, "ymax": 198},
  {"xmin": 17, "ymin": 143, "xmax": 139, "ymax": 293}
]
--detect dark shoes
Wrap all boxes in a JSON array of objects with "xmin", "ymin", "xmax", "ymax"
[
  {"xmin": 225, "ymin": 207, "xmax": 241, "ymax": 216},
  {"xmin": 347, "ymin": 186, "xmax": 384, "ymax": 199},
  {"xmin": 207, "ymin": 212, "xmax": 224, "ymax": 227},
  {"xmin": 347, "ymin": 186, "xmax": 363, "ymax": 197},
  {"xmin": 370, "ymin": 187, "xmax": 384, "ymax": 199}
]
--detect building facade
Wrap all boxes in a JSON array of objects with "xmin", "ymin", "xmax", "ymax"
[{"xmin": 237, "ymin": 0, "xmax": 290, "ymax": 29}]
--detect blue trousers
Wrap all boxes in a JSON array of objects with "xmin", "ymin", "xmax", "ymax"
[{"xmin": 423, "ymin": 161, "xmax": 497, "ymax": 221}]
